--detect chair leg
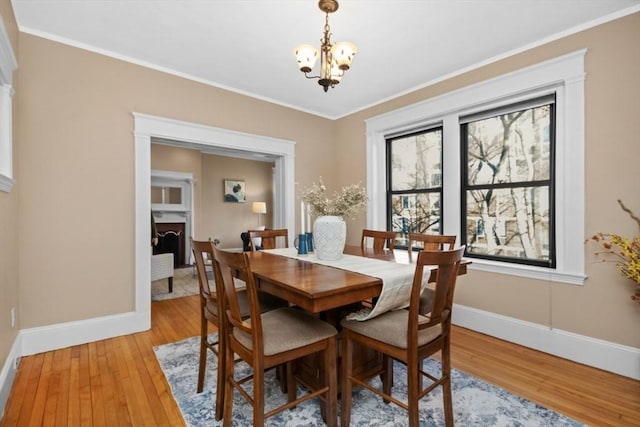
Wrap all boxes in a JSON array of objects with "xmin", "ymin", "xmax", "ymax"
[
  {"xmin": 286, "ymin": 361, "xmax": 296, "ymax": 405},
  {"xmin": 277, "ymin": 364, "xmax": 288, "ymax": 394},
  {"xmin": 215, "ymin": 330, "xmax": 226, "ymax": 421},
  {"xmin": 407, "ymin": 359, "xmax": 420, "ymax": 427},
  {"xmin": 253, "ymin": 361, "xmax": 265, "ymax": 427},
  {"xmin": 168, "ymin": 276, "xmax": 173, "ymax": 293},
  {"xmin": 340, "ymin": 334, "xmax": 353, "ymax": 427},
  {"xmin": 197, "ymin": 316, "xmax": 207, "ymax": 393},
  {"xmin": 442, "ymin": 344, "xmax": 454, "ymax": 427},
  {"xmin": 442, "ymin": 378, "xmax": 454, "ymax": 427},
  {"xmin": 382, "ymin": 354, "xmax": 393, "ymax": 403},
  {"xmin": 222, "ymin": 343, "xmax": 235, "ymax": 427},
  {"xmin": 323, "ymin": 337, "xmax": 337, "ymax": 427}
]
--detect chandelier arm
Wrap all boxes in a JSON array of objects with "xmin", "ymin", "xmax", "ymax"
[{"xmin": 303, "ymin": 73, "xmax": 322, "ymax": 80}]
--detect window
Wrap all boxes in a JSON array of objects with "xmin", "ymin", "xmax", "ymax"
[
  {"xmin": 0, "ymin": 17, "xmax": 17, "ymax": 193},
  {"xmin": 461, "ymin": 96, "xmax": 555, "ymax": 267},
  {"xmin": 366, "ymin": 50, "xmax": 586, "ymax": 284},
  {"xmin": 386, "ymin": 127, "xmax": 443, "ymax": 247}
]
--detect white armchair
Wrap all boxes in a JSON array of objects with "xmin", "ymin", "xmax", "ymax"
[{"xmin": 151, "ymin": 253, "xmax": 174, "ymax": 292}]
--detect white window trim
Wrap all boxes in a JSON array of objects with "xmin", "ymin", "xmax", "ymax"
[
  {"xmin": 0, "ymin": 14, "xmax": 17, "ymax": 193},
  {"xmin": 366, "ymin": 50, "xmax": 586, "ymax": 285}
]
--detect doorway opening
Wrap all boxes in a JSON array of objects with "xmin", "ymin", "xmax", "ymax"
[{"xmin": 134, "ymin": 113, "xmax": 296, "ymax": 326}]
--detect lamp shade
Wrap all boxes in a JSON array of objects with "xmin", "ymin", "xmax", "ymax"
[
  {"xmin": 294, "ymin": 45, "xmax": 318, "ymax": 73},
  {"xmin": 331, "ymin": 41, "xmax": 357, "ymax": 70},
  {"xmin": 252, "ymin": 202, "xmax": 267, "ymax": 214}
]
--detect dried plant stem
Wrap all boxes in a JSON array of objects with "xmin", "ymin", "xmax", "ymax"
[{"xmin": 617, "ymin": 199, "xmax": 640, "ymax": 231}]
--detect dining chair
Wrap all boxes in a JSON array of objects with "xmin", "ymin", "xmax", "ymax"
[
  {"xmin": 213, "ymin": 247, "xmax": 338, "ymax": 427},
  {"xmin": 191, "ymin": 238, "xmax": 229, "ymax": 420},
  {"xmin": 361, "ymin": 229, "xmax": 397, "ymax": 250},
  {"xmin": 407, "ymin": 233, "xmax": 457, "ymax": 314},
  {"xmin": 340, "ymin": 247, "xmax": 465, "ymax": 427},
  {"xmin": 191, "ymin": 238, "xmax": 286, "ymax": 421},
  {"xmin": 248, "ymin": 228, "xmax": 289, "ymax": 251}
]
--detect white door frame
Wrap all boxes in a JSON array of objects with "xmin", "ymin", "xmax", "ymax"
[{"xmin": 134, "ymin": 113, "xmax": 296, "ymax": 324}]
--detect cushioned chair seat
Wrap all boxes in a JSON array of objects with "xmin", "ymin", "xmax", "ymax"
[
  {"xmin": 234, "ymin": 307, "xmax": 337, "ymax": 356},
  {"xmin": 341, "ymin": 309, "xmax": 442, "ymax": 349}
]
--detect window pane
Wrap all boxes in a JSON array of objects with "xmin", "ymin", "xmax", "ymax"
[
  {"xmin": 151, "ymin": 186, "xmax": 183, "ymax": 205},
  {"xmin": 391, "ymin": 129, "xmax": 442, "ymax": 191},
  {"xmin": 391, "ymin": 192, "xmax": 441, "ymax": 245},
  {"xmin": 466, "ymin": 105, "xmax": 551, "ymax": 186},
  {"xmin": 465, "ymin": 186, "xmax": 550, "ymax": 261}
]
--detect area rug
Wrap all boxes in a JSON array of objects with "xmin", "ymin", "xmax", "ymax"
[
  {"xmin": 152, "ymin": 267, "xmax": 199, "ymax": 301},
  {"xmin": 154, "ymin": 335, "xmax": 584, "ymax": 427}
]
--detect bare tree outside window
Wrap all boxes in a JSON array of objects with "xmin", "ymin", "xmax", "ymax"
[
  {"xmin": 462, "ymin": 97, "xmax": 555, "ymax": 267},
  {"xmin": 387, "ymin": 127, "xmax": 443, "ymax": 247}
]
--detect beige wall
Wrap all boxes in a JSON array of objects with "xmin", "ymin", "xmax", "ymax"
[
  {"xmin": 0, "ymin": 0, "xmax": 19, "ymax": 383},
  {"xmin": 151, "ymin": 144, "xmax": 274, "ymax": 247},
  {"xmin": 16, "ymin": 32, "xmax": 333, "ymax": 328},
  {"xmin": 200, "ymin": 155, "xmax": 273, "ymax": 246},
  {"xmin": 5, "ymin": 4, "xmax": 639, "ymax": 374},
  {"xmin": 335, "ymin": 13, "xmax": 640, "ymax": 347}
]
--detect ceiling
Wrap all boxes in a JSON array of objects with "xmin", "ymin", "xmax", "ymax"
[{"xmin": 10, "ymin": 0, "xmax": 640, "ymax": 119}]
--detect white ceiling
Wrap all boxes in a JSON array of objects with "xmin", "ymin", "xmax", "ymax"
[{"xmin": 10, "ymin": 0, "xmax": 640, "ymax": 119}]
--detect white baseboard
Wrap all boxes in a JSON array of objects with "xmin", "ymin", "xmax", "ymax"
[
  {"xmin": 20, "ymin": 310, "xmax": 150, "ymax": 357},
  {"xmin": 1, "ymin": 309, "xmax": 149, "ymax": 418},
  {"xmin": 0, "ymin": 332, "xmax": 22, "ymax": 419},
  {"xmin": 453, "ymin": 303, "xmax": 640, "ymax": 380}
]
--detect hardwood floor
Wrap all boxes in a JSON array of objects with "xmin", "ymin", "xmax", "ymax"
[{"xmin": 2, "ymin": 295, "xmax": 639, "ymax": 426}]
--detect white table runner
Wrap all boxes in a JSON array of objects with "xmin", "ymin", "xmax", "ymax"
[{"xmin": 262, "ymin": 248, "xmax": 431, "ymax": 320}]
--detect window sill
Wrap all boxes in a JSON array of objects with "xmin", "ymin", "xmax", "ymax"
[
  {"xmin": 467, "ymin": 258, "xmax": 586, "ymax": 285},
  {"xmin": 0, "ymin": 172, "xmax": 14, "ymax": 193}
]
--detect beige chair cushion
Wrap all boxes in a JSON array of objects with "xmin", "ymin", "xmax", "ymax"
[
  {"xmin": 234, "ymin": 307, "xmax": 337, "ymax": 356},
  {"xmin": 341, "ymin": 309, "xmax": 442, "ymax": 349},
  {"xmin": 419, "ymin": 287, "xmax": 435, "ymax": 315}
]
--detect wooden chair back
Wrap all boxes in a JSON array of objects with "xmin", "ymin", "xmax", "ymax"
[
  {"xmin": 407, "ymin": 233, "xmax": 456, "ymax": 260},
  {"xmin": 191, "ymin": 238, "xmax": 217, "ymax": 307},
  {"xmin": 212, "ymin": 249, "xmax": 263, "ymax": 353},
  {"xmin": 408, "ymin": 247, "xmax": 465, "ymax": 343},
  {"xmin": 361, "ymin": 229, "xmax": 397, "ymax": 250},
  {"xmin": 248, "ymin": 228, "xmax": 289, "ymax": 251}
]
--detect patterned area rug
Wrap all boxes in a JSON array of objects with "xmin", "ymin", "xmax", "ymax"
[
  {"xmin": 152, "ymin": 267, "xmax": 199, "ymax": 301},
  {"xmin": 154, "ymin": 335, "xmax": 584, "ymax": 427}
]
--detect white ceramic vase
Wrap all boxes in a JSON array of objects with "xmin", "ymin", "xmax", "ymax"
[{"xmin": 313, "ymin": 215, "xmax": 347, "ymax": 260}]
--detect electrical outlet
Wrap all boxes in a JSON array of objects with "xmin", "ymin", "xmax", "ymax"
[{"xmin": 10, "ymin": 307, "xmax": 15, "ymax": 328}]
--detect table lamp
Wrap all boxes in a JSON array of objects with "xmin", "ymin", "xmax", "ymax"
[{"xmin": 252, "ymin": 201, "xmax": 267, "ymax": 230}]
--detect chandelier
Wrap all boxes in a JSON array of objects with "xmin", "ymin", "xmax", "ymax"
[{"xmin": 294, "ymin": 0, "xmax": 357, "ymax": 92}]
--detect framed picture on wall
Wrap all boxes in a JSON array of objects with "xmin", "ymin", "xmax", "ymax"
[{"xmin": 224, "ymin": 179, "xmax": 246, "ymax": 203}]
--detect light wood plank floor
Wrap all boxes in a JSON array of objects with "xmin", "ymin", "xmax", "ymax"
[{"xmin": 2, "ymin": 295, "xmax": 639, "ymax": 426}]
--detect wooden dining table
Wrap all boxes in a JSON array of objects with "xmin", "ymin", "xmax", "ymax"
[
  {"xmin": 244, "ymin": 244, "xmax": 470, "ymax": 390},
  {"xmin": 247, "ymin": 244, "xmax": 468, "ymax": 314}
]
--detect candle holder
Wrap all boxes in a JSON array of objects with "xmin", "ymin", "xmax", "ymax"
[
  {"xmin": 306, "ymin": 232, "xmax": 314, "ymax": 252},
  {"xmin": 295, "ymin": 233, "xmax": 308, "ymax": 256}
]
